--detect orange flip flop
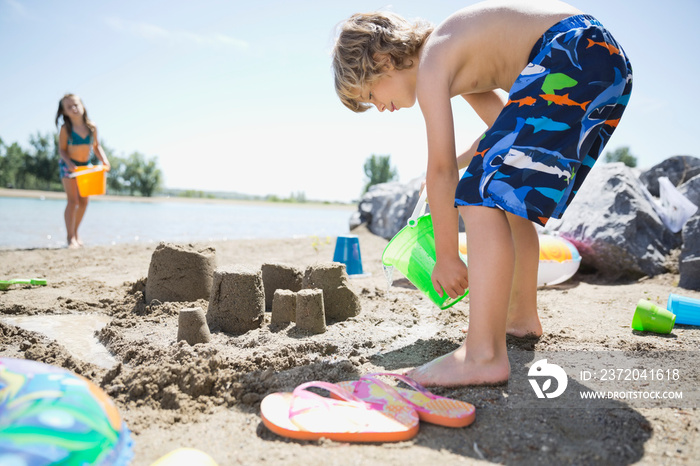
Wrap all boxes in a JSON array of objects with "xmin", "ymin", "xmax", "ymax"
[
  {"xmin": 335, "ymin": 373, "xmax": 476, "ymax": 428},
  {"xmin": 260, "ymin": 381, "xmax": 419, "ymax": 443}
]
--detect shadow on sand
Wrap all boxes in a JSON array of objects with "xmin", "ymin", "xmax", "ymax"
[{"xmin": 366, "ymin": 341, "xmax": 652, "ymax": 465}]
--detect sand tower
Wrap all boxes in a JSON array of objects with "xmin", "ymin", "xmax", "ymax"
[
  {"xmin": 302, "ymin": 262, "xmax": 361, "ymax": 321},
  {"xmin": 145, "ymin": 243, "xmax": 216, "ymax": 304},
  {"xmin": 207, "ymin": 265, "xmax": 265, "ymax": 333}
]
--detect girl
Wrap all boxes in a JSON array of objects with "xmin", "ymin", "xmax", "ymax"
[{"xmin": 55, "ymin": 94, "xmax": 111, "ymax": 248}]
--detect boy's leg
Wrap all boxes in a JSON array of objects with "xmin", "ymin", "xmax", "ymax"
[
  {"xmin": 408, "ymin": 205, "xmax": 512, "ymax": 387},
  {"xmin": 505, "ymin": 212, "xmax": 542, "ymax": 337}
]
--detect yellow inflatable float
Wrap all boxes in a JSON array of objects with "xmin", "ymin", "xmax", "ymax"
[
  {"xmin": 459, "ymin": 233, "xmax": 581, "ymax": 286},
  {"xmin": 152, "ymin": 448, "xmax": 218, "ymax": 465}
]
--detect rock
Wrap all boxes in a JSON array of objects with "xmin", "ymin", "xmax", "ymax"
[
  {"xmin": 679, "ymin": 174, "xmax": 700, "ymax": 208},
  {"xmin": 680, "ymin": 215, "xmax": 700, "ymax": 290},
  {"xmin": 545, "ymin": 163, "xmax": 681, "ymax": 279},
  {"xmin": 639, "ymin": 155, "xmax": 700, "ymax": 196},
  {"xmin": 145, "ymin": 243, "xmax": 216, "ymax": 304},
  {"xmin": 352, "ymin": 177, "xmax": 466, "ymax": 240},
  {"xmin": 352, "ymin": 178, "xmax": 422, "ymax": 239},
  {"xmin": 207, "ymin": 266, "xmax": 265, "ymax": 333}
]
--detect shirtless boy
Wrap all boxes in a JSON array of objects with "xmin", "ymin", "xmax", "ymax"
[{"xmin": 333, "ymin": 0, "xmax": 632, "ymax": 386}]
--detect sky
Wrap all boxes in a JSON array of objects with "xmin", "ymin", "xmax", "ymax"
[{"xmin": 1, "ymin": 0, "xmax": 698, "ymax": 203}]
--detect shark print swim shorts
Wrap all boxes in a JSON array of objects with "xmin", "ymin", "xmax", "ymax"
[{"xmin": 455, "ymin": 14, "xmax": 633, "ymax": 226}]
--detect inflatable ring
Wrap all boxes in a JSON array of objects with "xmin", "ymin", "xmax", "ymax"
[
  {"xmin": 459, "ymin": 233, "xmax": 581, "ymax": 286},
  {"xmin": 0, "ymin": 358, "xmax": 133, "ymax": 465}
]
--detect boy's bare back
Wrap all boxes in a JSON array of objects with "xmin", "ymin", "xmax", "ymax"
[{"xmin": 419, "ymin": 0, "xmax": 582, "ymax": 97}]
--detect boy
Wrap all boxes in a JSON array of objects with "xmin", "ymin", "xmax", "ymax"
[{"xmin": 332, "ymin": 0, "xmax": 632, "ymax": 386}]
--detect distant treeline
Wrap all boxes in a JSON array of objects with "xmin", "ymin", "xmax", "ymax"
[
  {"xmin": 0, "ymin": 133, "xmax": 323, "ymax": 203},
  {"xmin": 0, "ymin": 132, "xmax": 163, "ymax": 197}
]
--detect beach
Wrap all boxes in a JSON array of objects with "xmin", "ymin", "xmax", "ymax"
[{"xmin": 1, "ymin": 220, "xmax": 699, "ymax": 465}]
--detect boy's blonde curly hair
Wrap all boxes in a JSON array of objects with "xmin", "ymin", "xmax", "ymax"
[{"xmin": 332, "ymin": 12, "xmax": 433, "ymax": 112}]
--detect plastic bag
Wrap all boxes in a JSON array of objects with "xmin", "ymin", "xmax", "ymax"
[{"xmin": 651, "ymin": 177, "xmax": 699, "ymax": 233}]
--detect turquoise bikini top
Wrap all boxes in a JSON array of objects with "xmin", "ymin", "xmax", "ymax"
[{"xmin": 69, "ymin": 130, "xmax": 91, "ymax": 146}]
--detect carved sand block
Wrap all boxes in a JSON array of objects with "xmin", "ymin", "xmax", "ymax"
[
  {"xmin": 302, "ymin": 262, "xmax": 361, "ymax": 321},
  {"xmin": 261, "ymin": 263, "xmax": 303, "ymax": 310},
  {"xmin": 207, "ymin": 265, "xmax": 265, "ymax": 333},
  {"xmin": 145, "ymin": 242, "xmax": 216, "ymax": 304},
  {"xmin": 177, "ymin": 307, "xmax": 211, "ymax": 345},
  {"xmin": 271, "ymin": 289, "xmax": 296, "ymax": 325},
  {"xmin": 295, "ymin": 289, "xmax": 326, "ymax": 334}
]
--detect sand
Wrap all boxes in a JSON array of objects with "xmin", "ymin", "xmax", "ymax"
[{"xmin": 1, "ymin": 224, "xmax": 699, "ymax": 465}]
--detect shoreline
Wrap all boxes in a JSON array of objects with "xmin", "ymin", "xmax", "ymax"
[{"xmin": 0, "ymin": 188, "xmax": 356, "ymax": 210}]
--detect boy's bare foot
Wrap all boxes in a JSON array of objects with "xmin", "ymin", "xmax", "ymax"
[
  {"xmin": 505, "ymin": 316, "xmax": 542, "ymax": 338},
  {"xmin": 406, "ymin": 344, "xmax": 510, "ymax": 387},
  {"xmin": 75, "ymin": 235, "xmax": 84, "ymax": 247},
  {"xmin": 67, "ymin": 237, "xmax": 80, "ymax": 249},
  {"xmin": 460, "ymin": 321, "xmax": 543, "ymax": 338}
]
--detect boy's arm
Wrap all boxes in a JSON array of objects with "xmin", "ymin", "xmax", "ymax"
[
  {"xmin": 418, "ymin": 76, "xmax": 469, "ymax": 299},
  {"xmin": 456, "ymin": 91, "xmax": 507, "ymax": 169}
]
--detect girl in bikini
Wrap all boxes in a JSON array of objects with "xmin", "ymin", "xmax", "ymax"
[{"xmin": 55, "ymin": 94, "xmax": 111, "ymax": 249}]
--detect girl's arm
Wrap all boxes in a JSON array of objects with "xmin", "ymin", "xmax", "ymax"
[
  {"xmin": 92, "ymin": 128, "xmax": 111, "ymax": 171},
  {"xmin": 58, "ymin": 125, "xmax": 76, "ymax": 171}
]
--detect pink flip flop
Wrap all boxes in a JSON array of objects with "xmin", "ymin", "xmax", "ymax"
[
  {"xmin": 335, "ymin": 373, "xmax": 476, "ymax": 428},
  {"xmin": 260, "ymin": 381, "xmax": 419, "ymax": 443}
]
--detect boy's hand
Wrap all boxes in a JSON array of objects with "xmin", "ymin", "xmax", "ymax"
[{"xmin": 432, "ymin": 256, "xmax": 469, "ymax": 299}]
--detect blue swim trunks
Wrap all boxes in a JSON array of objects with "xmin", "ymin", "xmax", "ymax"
[{"xmin": 455, "ymin": 14, "xmax": 633, "ymax": 225}]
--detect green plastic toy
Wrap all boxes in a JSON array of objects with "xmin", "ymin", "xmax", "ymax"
[
  {"xmin": 382, "ymin": 190, "xmax": 468, "ymax": 309},
  {"xmin": 0, "ymin": 278, "xmax": 47, "ymax": 291}
]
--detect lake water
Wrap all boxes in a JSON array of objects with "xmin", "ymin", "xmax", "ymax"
[{"xmin": 0, "ymin": 196, "xmax": 355, "ymax": 250}]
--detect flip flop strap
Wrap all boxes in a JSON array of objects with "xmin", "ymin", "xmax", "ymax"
[
  {"xmin": 362, "ymin": 372, "xmax": 437, "ymax": 400},
  {"xmin": 288, "ymin": 381, "xmax": 370, "ymax": 427}
]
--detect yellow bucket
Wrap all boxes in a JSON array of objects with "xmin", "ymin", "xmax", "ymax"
[{"xmin": 73, "ymin": 166, "xmax": 106, "ymax": 197}]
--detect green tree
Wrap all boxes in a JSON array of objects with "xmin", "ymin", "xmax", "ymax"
[
  {"xmin": 0, "ymin": 142, "xmax": 28, "ymax": 188},
  {"xmin": 604, "ymin": 146, "xmax": 637, "ymax": 167},
  {"xmin": 27, "ymin": 132, "xmax": 60, "ymax": 190},
  {"xmin": 103, "ymin": 145, "xmax": 129, "ymax": 194},
  {"xmin": 123, "ymin": 152, "xmax": 162, "ymax": 197},
  {"xmin": 363, "ymin": 154, "xmax": 398, "ymax": 193}
]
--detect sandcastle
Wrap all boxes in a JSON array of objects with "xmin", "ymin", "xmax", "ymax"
[
  {"xmin": 206, "ymin": 265, "xmax": 265, "ymax": 334},
  {"xmin": 266, "ymin": 262, "xmax": 361, "ymax": 334},
  {"xmin": 295, "ymin": 289, "xmax": 326, "ymax": 334},
  {"xmin": 206, "ymin": 261, "xmax": 360, "ymax": 335},
  {"xmin": 177, "ymin": 307, "xmax": 211, "ymax": 345},
  {"xmin": 302, "ymin": 263, "xmax": 361, "ymax": 321},
  {"xmin": 143, "ymin": 242, "xmax": 362, "ymax": 338},
  {"xmin": 145, "ymin": 242, "xmax": 216, "ymax": 304},
  {"xmin": 261, "ymin": 263, "xmax": 303, "ymax": 310},
  {"xmin": 271, "ymin": 289, "xmax": 296, "ymax": 324}
]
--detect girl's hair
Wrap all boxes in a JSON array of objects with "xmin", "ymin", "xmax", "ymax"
[
  {"xmin": 332, "ymin": 11, "xmax": 433, "ymax": 113},
  {"xmin": 55, "ymin": 93, "xmax": 96, "ymax": 141}
]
